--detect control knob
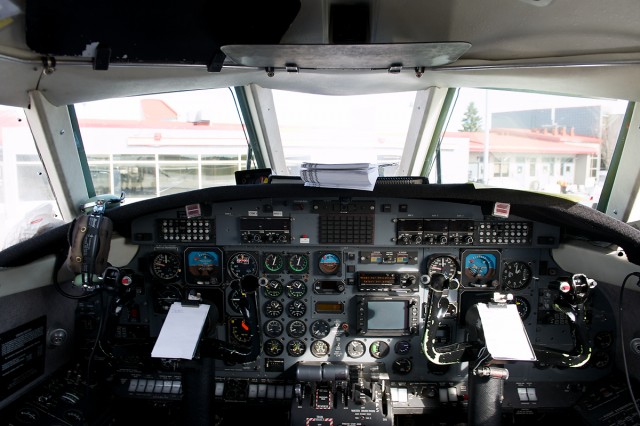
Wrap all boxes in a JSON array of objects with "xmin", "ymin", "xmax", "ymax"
[{"xmin": 439, "ymin": 235, "xmax": 448, "ymax": 245}]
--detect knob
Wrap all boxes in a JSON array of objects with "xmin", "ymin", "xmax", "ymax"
[
  {"xmin": 465, "ymin": 236, "xmax": 474, "ymax": 244},
  {"xmin": 439, "ymin": 235, "xmax": 448, "ymax": 244}
]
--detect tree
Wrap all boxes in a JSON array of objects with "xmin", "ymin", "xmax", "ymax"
[{"xmin": 460, "ymin": 102, "xmax": 482, "ymax": 132}]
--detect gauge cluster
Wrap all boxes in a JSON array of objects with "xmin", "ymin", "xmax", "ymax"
[{"xmin": 129, "ymin": 196, "xmax": 613, "ymax": 389}]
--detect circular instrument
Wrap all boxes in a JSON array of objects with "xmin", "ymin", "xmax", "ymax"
[
  {"xmin": 369, "ymin": 340, "xmax": 390, "ymax": 359},
  {"xmin": 346, "ymin": 340, "xmax": 366, "ymax": 358},
  {"xmin": 310, "ymin": 320, "xmax": 331, "ymax": 339},
  {"xmin": 427, "ymin": 255, "xmax": 458, "ymax": 279},
  {"xmin": 502, "ymin": 261, "xmax": 532, "ymax": 289},
  {"xmin": 151, "ymin": 252, "xmax": 182, "ymax": 281},
  {"xmin": 514, "ymin": 296, "xmax": 531, "ymax": 320},
  {"xmin": 264, "ymin": 300, "xmax": 284, "ymax": 318},
  {"xmin": 286, "ymin": 339, "xmax": 306, "ymax": 357},
  {"xmin": 286, "ymin": 319, "xmax": 307, "ymax": 338},
  {"xmin": 310, "ymin": 340, "xmax": 331, "ymax": 357},
  {"xmin": 287, "ymin": 300, "xmax": 307, "ymax": 318},
  {"xmin": 394, "ymin": 340, "xmax": 411, "ymax": 355},
  {"xmin": 318, "ymin": 252, "xmax": 341, "ymax": 274},
  {"xmin": 227, "ymin": 252, "xmax": 258, "ymax": 279},
  {"xmin": 263, "ymin": 339, "xmax": 284, "ymax": 357},
  {"xmin": 392, "ymin": 358, "xmax": 413, "ymax": 375},
  {"xmin": 463, "ymin": 253, "xmax": 497, "ymax": 279},
  {"xmin": 263, "ymin": 253, "xmax": 284, "ymax": 273},
  {"xmin": 263, "ymin": 319, "xmax": 284, "ymax": 338},
  {"xmin": 288, "ymin": 254, "xmax": 309, "ymax": 273},
  {"xmin": 286, "ymin": 280, "xmax": 307, "ymax": 299},
  {"xmin": 264, "ymin": 280, "xmax": 284, "ymax": 298}
]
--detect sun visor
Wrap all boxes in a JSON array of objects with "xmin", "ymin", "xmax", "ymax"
[
  {"xmin": 221, "ymin": 42, "xmax": 472, "ymax": 71},
  {"xmin": 25, "ymin": 0, "xmax": 301, "ymax": 70}
]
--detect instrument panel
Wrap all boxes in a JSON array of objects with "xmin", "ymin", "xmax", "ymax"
[{"xmin": 117, "ymin": 196, "xmax": 615, "ymax": 413}]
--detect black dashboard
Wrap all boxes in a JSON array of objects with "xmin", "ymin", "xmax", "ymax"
[{"xmin": 1, "ymin": 188, "xmax": 631, "ymax": 426}]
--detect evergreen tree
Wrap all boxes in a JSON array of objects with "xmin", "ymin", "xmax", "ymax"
[{"xmin": 460, "ymin": 102, "xmax": 482, "ymax": 132}]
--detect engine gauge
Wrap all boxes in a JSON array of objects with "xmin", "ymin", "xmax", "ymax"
[
  {"xmin": 346, "ymin": 340, "xmax": 366, "ymax": 358},
  {"xmin": 151, "ymin": 252, "xmax": 182, "ymax": 281},
  {"xmin": 502, "ymin": 261, "xmax": 532, "ymax": 289},
  {"xmin": 286, "ymin": 339, "xmax": 307, "ymax": 357},
  {"xmin": 227, "ymin": 252, "xmax": 258, "ymax": 279},
  {"xmin": 263, "ymin": 280, "xmax": 284, "ymax": 298},
  {"xmin": 263, "ymin": 339, "xmax": 284, "ymax": 357},
  {"xmin": 369, "ymin": 340, "xmax": 390, "ymax": 359},
  {"xmin": 318, "ymin": 252, "xmax": 341, "ymax": 275},
  {"xmin": 288, "ymin": 254, "xmax": 309, "ymax": 273},
  {"xmin": 310, "ymin": 320, "xmax": 331, "ymax": 339},
  {"xmin": 264, "ymin": 319, "xmax": 284, "ymax": 338},
  {"xmin": 286, "ymin": 280, "xmax": 307, "ymax": 299},
  {"xmin": 310, "ymin": 340, "xmax": 331, "ymax": 357},
  {"xmin": 286, "ymin": 319, "xmax": 307, "ymax": 338},
  {"xmin": 263, "ymin": 253, "xmax": 284, "ymax": 273},
  {"xmin": 514, "ymin": 296, "xmax": 531, "ymax": 320},
  {"xmin": 427, "ymin": 255, "xmax": 458, "ymax": 279},
  {"xmin": 287, "ymin": 300, "xmax": 307, "ymax": 318},
  {"xmin": 264, "ymin": 300, "xmax": 284, "ymax": 318}
]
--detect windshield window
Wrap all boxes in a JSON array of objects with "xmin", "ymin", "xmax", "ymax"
[
  {"xmin": 272, "ymin": 90, "xmax": 416, "ymax": 176},
  {"xmin": 0, "ymin": 105, "xmax": 60, "ymax": 249},
  {"xmin": 436, "ymin": 89, "xmax": 628, "ymax": 207},
  {"xmin": 74, "ymin": 89, "xmax": 250, "ymax": 202}
]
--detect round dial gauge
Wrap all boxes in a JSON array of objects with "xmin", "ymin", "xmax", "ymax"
[
  {"xmin": 394, "ymin": 340, "xmax": 411, "ymax": 355},
  {"xmin": 310, "ymin": 320, "xmax": 331, "ymax": 339},
  {"xmin": 514, "ymin": 296, "xmax": 531, "ymax": 320},
  {"xmin": 369, "ymin": 340, "xmax": 390, "ymax": 359},
  {"xmin": 287, "ymin": 300, "xmax": 307, "ymax": 318},
  {"xmin": 318, "ymin": 253, "xmax": 341, "ymax": 275},
  {"xmin": 286, "ymin": 280, "xmax": 307, "ymax": 299},
  {"xmin": 263, "ymin": 339, "xmax": 284, "ymax": 357},
  {"xmin": 286, "ymin": 320, "xmax": 307, "ymax": 338},
  {"xmin": 228, "ymin": 252, "xmax": 258, "ymax": 279},
  {"xmin": 286, "ymin": 339, "xmax": 306, "ymax": 357},
  {"xmin": 427, "ymin": 255, "xmax": 458, "ymax": 279},
  {"xmin": 346, "ymin": 340, "xmax": 366, "ymax": 358},
  {"xmin": 463, "ymin": 253, "xmax": 497, "ymax": 279},
  {"xmin": 151, "ymin": 252, "xmax": 182, "ymax": 281},
  {"xmin": 392, "ymin": 358, "xmax": 413, "ymax": 375},
  {"xmin": 502, "ymin": 261, "xmax": 532, "ymax": 289},
  {"xmin": 263, "ymin": 280, "xmax": 284, "ymax": 298},
  {"xmin": 310, "ymin": 340, "xmax": 331, "ymax": 357},
  {"xmin": 288, "ymin": 254, "xmax": 309, "ymax": 273},
  {"xmin": 264, "ymin": 300, "xmax": 284, "ymax": 318},
  {"xmin": 263, "ymin": 319, "xmax": 284, "ymax": 338},
  {"xmin": 263, "ymin": 253, "xmax": 284, "ymax": 273}
]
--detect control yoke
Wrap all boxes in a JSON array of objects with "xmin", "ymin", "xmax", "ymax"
[{"xmin": 422, "ymin": 273, "xmax": 597, "ymax": 368}]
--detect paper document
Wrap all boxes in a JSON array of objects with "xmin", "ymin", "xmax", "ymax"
[
  {"xmin": 151, "ymin": 302, "xmax": 210, "ymax": 359},
  {"xmin": 300, "ymin": 162, "xmax": 378, "ymax": 191},
  {"xmin": 477, "ymin": 303, "xmax": 536, "ymax": 362}
]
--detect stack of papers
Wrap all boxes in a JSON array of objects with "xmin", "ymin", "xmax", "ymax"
[{"xmin": 300, "ymin": 163, "xmax": 378, "ymax": 191}]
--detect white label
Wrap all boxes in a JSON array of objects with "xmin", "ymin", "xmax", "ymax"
[
  {"xmin": 273, "ymin": 211, "xmax": 283, "ymax": 217},
  {"xmin": 300, "ymin": 237, "xmax": 310, "ymax": 244},
  {"xmin": 248, "ymin": 211, "xmax": 258, "ymax": 217}
]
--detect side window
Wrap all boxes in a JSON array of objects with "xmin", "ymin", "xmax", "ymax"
[{"xmin": 0, "ymin": 105, "xmax": 60, "ymax": 249}]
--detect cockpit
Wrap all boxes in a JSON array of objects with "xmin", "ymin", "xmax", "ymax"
[{"xmin": 1, "ymin": 1, "xmax": 640, "ymax": 425}]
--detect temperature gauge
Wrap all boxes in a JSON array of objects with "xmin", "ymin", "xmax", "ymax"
[
  {"xmin": 287, "ymin": 339, "xmax": 306, "ymax": 357},
  {"xmin": 286, "ymin": 280, "xmax": 307, "ymax": 299}
]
